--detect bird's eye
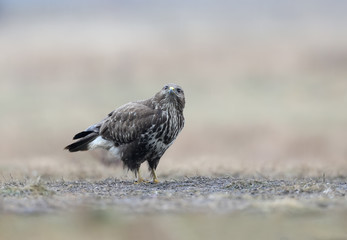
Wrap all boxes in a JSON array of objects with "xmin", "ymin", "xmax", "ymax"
[
  {"xmin": 164, "ymin": 86, "xmax": 169, "ymax": 90},
  {"xmin": 176, "ymin": 88, "xmax": 182, "ymax": 93}
]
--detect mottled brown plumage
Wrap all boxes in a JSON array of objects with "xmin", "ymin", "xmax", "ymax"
[{"xmin": 65, "ymin": 83, "xmax": 185, "ymax": 183}]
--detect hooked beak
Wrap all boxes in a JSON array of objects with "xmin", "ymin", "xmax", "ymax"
[{"xmin": 169, "ymin": 86, "xmax": 175, "ymax": 94}]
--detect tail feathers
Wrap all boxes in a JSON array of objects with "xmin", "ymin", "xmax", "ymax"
[
  {"xmin": 73, "ymin": 130, "xmax": 94, "ymax": 140},
  {"xmin": 65, "ymin": 132, "xmax": 98, "ymax": 152}
]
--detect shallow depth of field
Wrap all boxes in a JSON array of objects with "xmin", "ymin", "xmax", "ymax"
[{"xmin": 0, "ymin": 1, "xmax": 347, "ymax": 239}]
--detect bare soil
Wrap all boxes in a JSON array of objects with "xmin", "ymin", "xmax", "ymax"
[{"xmin": 1, "ymin": 176, "xmax": 346, "ymax": 214}]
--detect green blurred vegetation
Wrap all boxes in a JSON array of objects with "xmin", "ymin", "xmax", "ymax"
[{"xmin": 1, "ymin": 209, "xmax": 346, "ymax": 240}]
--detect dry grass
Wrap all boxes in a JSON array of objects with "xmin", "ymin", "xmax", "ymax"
[
  {"xmin": 0, "ymin": 176, "xmax": 346, "ymax": 240},
  {"xmin": 1, "ymin": 125, "xmax": 346, "ymax": 181}
]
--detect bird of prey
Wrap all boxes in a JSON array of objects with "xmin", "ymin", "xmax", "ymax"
[{"xmin": 65, "ymin": 83, "xmax": 185, "ymax": 183}]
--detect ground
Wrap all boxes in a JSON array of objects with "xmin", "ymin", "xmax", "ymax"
[
  {"xmin": 1, "ymin": 176, "xmax": 346, "ymax": 240},
  {"xmin": 0, "ymin": 127, "xmax": 347, "ymax": 240}
]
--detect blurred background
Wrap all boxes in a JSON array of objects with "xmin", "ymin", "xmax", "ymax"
[{"xmin": 1, "ymin": 0, "xmax": 347, "ymax": 179}]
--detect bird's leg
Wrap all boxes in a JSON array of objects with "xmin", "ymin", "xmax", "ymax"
[
  {"xmin": 135, "ymin": 168, "xmax": 147, "ymax": 184},
  {"xmin": 135, "ymin": 168, "xmax": 143, "ymax": 183},
  {"xmin": 151, "ymin": 168, "xmax": 160, "ymax": 184}
]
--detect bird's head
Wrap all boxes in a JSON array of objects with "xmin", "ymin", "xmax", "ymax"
[{"xmin": 155, "ymin": 83, "xmax": 185, "ymax": 112}]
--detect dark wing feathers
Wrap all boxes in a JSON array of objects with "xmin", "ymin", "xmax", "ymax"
[{"xmin": 100, "ymin": 102, "xmax": 162, "ymax": 145}]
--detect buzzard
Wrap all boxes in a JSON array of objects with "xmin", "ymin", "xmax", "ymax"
[{"xmin": 65, "ymin": 83, "xmax": 185, "ymax": 183}]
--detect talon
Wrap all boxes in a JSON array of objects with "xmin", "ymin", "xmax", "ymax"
[
  {"xmin": 135, "ymin": 181, "xmax": 149, "ymax": 184},
  {"xmin": 152, "ymin": 178, "xmax": 160, "ymax": 184},
  {"xmin": 135, "ymin": 178, "xmax": 146, "ymax": 184}
]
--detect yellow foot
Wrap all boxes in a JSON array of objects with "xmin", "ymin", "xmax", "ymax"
[
  {"xmin": 152, "ymin": 178, "xmax": 160, "ymax": 184},
  {"xmin": 134, "ymin": 178, "xmax": 149, "ymax": 184}
]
